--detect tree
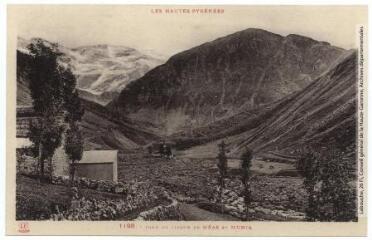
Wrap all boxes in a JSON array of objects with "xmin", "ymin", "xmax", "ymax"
[
  {"xmin": 61, "ymin": 67, "xmax": 84, "ymax": 123},
  {"xmin": 64, "ymin": 122, "xmax": 83, "ymax": 186},
  {"xmin": 296, "ymin": 146, "xmax": 316, "ymax": 178},
  {"xmin": 298, "ymin": 149, "xmax": 321, "ymax": 221},
  {"xmin": 217, "ymin": 141, "xmax": 228, "ymax": 206},
  {"xmin": 240, "ymin": 147, "xmax": 253, "ymax": 221},
  {"xmin": 27, "ymin": 40, "xmax": 84, "ymax": 182},
  {"xmin": 61, "ymin": 65, "xmax": 84, "ymax": 186},
  {"xmin": 317, "ymin": 148, "xmax": 356, "ymax": 221},
  {"xmin": 42, "ymin": 116, "xmax": 64, "ymax": 180},
  {"xmin": 298, "ymin": 147, "xmax": 357, "ymax": 221},
  {"xmin": 27, "ymin": 40, "xmax": 64, "ymax": 181}
]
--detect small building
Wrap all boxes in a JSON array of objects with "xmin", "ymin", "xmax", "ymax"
[
  {"xmin": 16, "ymin": 105, "xmax": 69, "ymax": 176},
  {"xmin": 75, "ymin": 150, "xmax": 118, "ymax": 182},
  {"xmin": 146, "ymin": 140, "xmax": 175, "ymax": 158},
  {"xmin": 16, "ymin": 138, "xmax": 33, "ymax": 149}
]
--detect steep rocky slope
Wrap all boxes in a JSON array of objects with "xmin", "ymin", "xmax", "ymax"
[
  {"xmin": 174, "ymin": 50, "xmax": 357, "ymax": 157},
  {"xmin": 112, "ymin": 28, "xmax": 344, "ymax": 134},
  {"xmin": 79, "ymin": 99, "xmax": 159, "ymax": 150},
  {"xmin": 16, "ymin": 50, "xmax": 33, "ymax": 105}
]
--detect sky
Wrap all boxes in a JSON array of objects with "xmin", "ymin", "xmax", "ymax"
[{"xmin": 8, "ymin": 5, "xmax": 368, "ymax": 57}]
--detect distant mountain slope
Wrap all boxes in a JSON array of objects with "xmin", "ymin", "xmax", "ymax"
[
  {"xmin": 111, "ymin": 28, "xmax": 345, "ymax": 134},
  {"xmin": 77, "ymin": 89, "xmax": 119, "ymax": 106},
  {"xmin": 174, "ymin": 50, "xmax": 357, "ymax": 157},
  {"xmin": 16, "ymin": 51, "xmax": 33, "ymax": 105},
  {"xmin": 79, "ymin": 99, "xmax": 159, "ymax": 150},
  {"xmin": 16, "ymin": 30, "xmax": 354, "ymax": 154},
  {"xmin": 17, "ymin": 37, "xmax": 165, "ymax": 105}
]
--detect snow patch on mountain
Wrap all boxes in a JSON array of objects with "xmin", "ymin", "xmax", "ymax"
[{"xmin": 17, "ymin": 37, "xmax": 165, "ymax": 104}]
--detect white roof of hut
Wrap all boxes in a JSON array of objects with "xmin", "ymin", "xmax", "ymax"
[
  {"xmin": 80, "ymin": 150, "xmax": 118, "ymax": 164},
  {"xmin": 16, "ymin": 138, "xmax": 33, "ymax": 148}
]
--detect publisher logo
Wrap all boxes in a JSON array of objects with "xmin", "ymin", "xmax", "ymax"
[{"xmin": 18, "ymin": 222, "xmax": 30, "ymax": 233}]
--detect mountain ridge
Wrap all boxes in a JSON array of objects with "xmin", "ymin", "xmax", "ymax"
[
  {"xmin": 111, "ymin": 28, "xmax": 345, "ymax": 134},
  {"xmin": 16, "ymin": 29, "xmax": 355, "ymax": 155},
  {"xmin": 17, "ymin": 37, "xmax": 165, "ymax": 105},
  {"xmin": 173, "ymin": 50, "xmax": 357, "ymax": 158}
]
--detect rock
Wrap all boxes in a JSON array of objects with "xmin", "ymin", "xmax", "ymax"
[
  {"xmin": 114, "ymin": 186, "xmax": 125, "ymax": 194},
  {"xmin": 230, "ymin": 211, "xmax": 240, "ymax": 218},
  {"xmin": 225, "ymin": 205, "xmax": 238, "ymax": 212},
  {"xmin": 255, "ymin": 206, "xmax": 271, "ymax": 215},
  {"xmin": 276, "ymin": 205, "xmax": 285, "ymax": 210},
  {"xmin": 237, "ymin": 204, "xmax": 245, "ymax": 212},
  {"xmin": 97, "ymin": 180, "xmax": 113, "ymax": 192},
  {"xmin": 262, "ymin": 208, "xmax": 271, "ymax": 215},
  {"xmin": 230, "ymin": 200, "xmax": 240, "ymax": 206},
  {"xmin": 71, "ymin": 187, "xmax": 79, "ymax": 199},
  {"xmin": 90, "ymin": 179, "xmax": 98, "ymax": 189},
  {"xmin": 248, "ymin": 208, "xmax": 255, "ymax": 214},
  {"xmin": 279, "ymin": 212, "xmax": 289, "ymax": 218},
  {"xmin": 61, "ymin": 175, "xmax": 70, "ymax": 185}
]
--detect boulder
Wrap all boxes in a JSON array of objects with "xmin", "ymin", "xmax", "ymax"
[
  {"xmin": 114, "ymin": 185, "xmax": 126, "ymax": 194},
  {"xmin": 70, "ymin": 199, "xmax": 81, "ymax": 210}
]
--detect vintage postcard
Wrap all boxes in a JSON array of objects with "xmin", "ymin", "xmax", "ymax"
[{"xmin": 6, "ymin": 5, "xmax": 368, "ymax": 236}]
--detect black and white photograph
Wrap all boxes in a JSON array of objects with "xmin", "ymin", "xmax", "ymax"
[{"xmin": 4, "ymin": 4, "xmax": 368, "ymax": 236}]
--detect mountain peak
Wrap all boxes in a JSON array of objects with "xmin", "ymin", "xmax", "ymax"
[
  {"xmin": 72, "ymin": 44, "xmax": 135, "ymax": 51},
  {"xmin": 113, "ymin": 29, "xmax": 345, "ymax": 134},
  {"xmin": 240, "ymin": 28, "xmax": 282, "ymax": 35},
  {"xmin": 285, "ymin": 34, "xmax": 338, "ymax": 49},
  {"xmin": 209, "ymin": 28, "xmax": 283, "ymax": 45},
  {"xmin": 16, "ymin": 37, "xmax": 166, "ymax": 105}
]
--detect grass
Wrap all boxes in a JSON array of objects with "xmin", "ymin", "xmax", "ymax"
[
  {"xmin": 16, "ymin": 175, "xmax": 167, "ymax": 220},
  {"xmin": 16, "ymin": 151, "xmax": 306, "ymax": 221},
  {"xmin": 118, "ymin": 153, "xmax": 307, "ymax": 217}
]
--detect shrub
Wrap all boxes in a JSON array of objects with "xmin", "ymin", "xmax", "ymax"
[{"xmin": 16, "ymin": 194, "xmax": 53, "ymax": 220}]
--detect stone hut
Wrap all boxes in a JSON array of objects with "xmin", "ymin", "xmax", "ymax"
[{"xmin": 75, "ymin": 150, "xmax": 119, "ymax": 182}]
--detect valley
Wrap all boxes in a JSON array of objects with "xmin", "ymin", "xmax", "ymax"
[
  {"xmin": 115, "ymin": 150, "xmax": 306, "ymax": 220},
  {"xmin": 15, "ymin": 28, "xmax": 358, "ymax": 221}
]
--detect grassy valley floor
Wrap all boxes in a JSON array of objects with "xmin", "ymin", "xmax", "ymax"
[{"xmin": 117, "ymin": 151, "xmax": 307, "ymax": 221}]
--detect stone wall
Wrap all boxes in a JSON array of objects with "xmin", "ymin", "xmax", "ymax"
[
  {"xmin": 135, "ymin": 192, "xmax": 184, "ymax": 221},
  {"xmin": 16, "ymin": 131, "xmax": 70, "ymax": 177},
  {"xmin": 17, "ymin": 151, "xmax": 38, "ymax": 176},
  {"xmin": 52, "ymin": 132, "xmax": 70, "ymax": 176}
]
